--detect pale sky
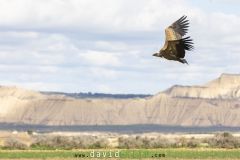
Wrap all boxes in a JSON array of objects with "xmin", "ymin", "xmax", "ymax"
[{"xmin": 0, "ymin": 0, "xmax": 239, "ymax": 94}]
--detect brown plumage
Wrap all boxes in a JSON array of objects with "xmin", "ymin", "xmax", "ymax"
[{"xmin": 153, "ymin": 16, "xmax": 194, "ymax": 64}]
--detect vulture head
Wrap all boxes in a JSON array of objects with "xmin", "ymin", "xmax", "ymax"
[{"xmin": 153, "ymin": 52, "xmax": 162, "ymax": 57}]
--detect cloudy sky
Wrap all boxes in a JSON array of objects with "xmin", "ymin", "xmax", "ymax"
[{"xmin": 0, "ymin": 0, "xmax": 239, "ymax": 94}]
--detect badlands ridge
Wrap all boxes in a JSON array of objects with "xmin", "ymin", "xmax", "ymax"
[{"xmin": 0, "ymin": 73, "xmax": 239, "ymax": 126}]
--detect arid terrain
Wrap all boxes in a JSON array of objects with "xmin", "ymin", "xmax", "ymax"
[{"xmin": 0, "ymin": 73, "xmax": 240, "ymax": 126}]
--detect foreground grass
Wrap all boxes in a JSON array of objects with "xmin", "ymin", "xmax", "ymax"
[{"xmin": 1, "ymin": 149, "xmax": 240, "ymax": 159}]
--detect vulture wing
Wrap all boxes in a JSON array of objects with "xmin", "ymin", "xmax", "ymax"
[
  {"xmin": 167, "ymin": 36, "xmax": 194, "ymax": 58},
  {"xmin": 165, "ymin": 15, "xmax": 189, "ymax": 41}
]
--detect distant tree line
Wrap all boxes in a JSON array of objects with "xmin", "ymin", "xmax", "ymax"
[{"xmin": 41, "ymin": 92, "xmax": 152, "ymax": 99}]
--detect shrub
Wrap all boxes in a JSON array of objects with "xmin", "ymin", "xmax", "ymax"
[
  {"xmin": 175, "ymin": 137, "xmax": 188, "ymax": 148},
  {"xmin": 31, "ymin": 135, "xmax": 109, "ymax": 149},
  {"xmin": 31, "ymin": 135, "xmax": 72, "ymax": 149},
  {"xmin": 187, "ymin": 137, "xmax": 200, "ymax": 148},
  {"xmin": 150, "ymin": 136, "xmax": 171, "ymax": 148},
  {"xmin": 27, "ymin": 130, "xmax": 33, "ymax": 135},
  {"xmin": 118, "ymin": 136, "xmax": 171, "ymax": 149},
  {"xmin": 3, "ymin": 138, "xmax": 27, "ymax": 150},
  {"xmin": 206, "ymin": 132, "xmax": 240, "ymax": 149}
]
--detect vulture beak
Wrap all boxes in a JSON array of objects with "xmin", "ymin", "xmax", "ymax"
[{"xmin": 153, "ymin": 53, "xmax": 158, "ymax": 57}]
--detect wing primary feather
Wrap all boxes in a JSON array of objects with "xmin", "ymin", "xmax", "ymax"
[
  {"xmin": 181, "ymin": 36, "xmax": 194, "ymax": 51},
  {"xmin": 170, "ymin": 15, "xmax": 190, "ymax": 36}
]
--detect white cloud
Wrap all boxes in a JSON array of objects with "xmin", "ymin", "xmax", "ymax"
[
  {"xmin": 0, "ymin": 0, "xmax": 239, "ymax": 94},
  {"xmin": 0, "ymin": 31, "xmax": 39, "ymax": 39},
  {"xmin": 96, "ymin": 84, "xmax": 112, "ymax": 93},
  {"xmin": 79, "ymin": 50, "xmax": 121, "ymax": 67},
  {"xmin": 89, "ymin": 67, "xmax": 119, "ymax": 79},
  {"xmin": 0, "ymin": 0, "xmax": 192, "ymax": 32},
  {"xmin": 94, "ymin": 41, "xmax": 128, "ymax": 52}
]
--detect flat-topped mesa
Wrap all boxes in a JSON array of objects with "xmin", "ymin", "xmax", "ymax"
[
  {"xmin": 163, "ymin": 74, "xmax": 240, "ymax": 99},
  {"xmin": 206, "ymin": 73, "xmax": 240, "ymax": 88}
]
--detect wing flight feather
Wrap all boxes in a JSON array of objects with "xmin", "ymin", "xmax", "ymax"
[{"xmin": 165, "ymin": 15, "xmax": 189, "ymax": 41}]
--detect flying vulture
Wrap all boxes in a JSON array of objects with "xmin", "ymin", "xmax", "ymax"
[{"xmin": 153, "ymin": 16, "xmax": 194, "ymax": 64}]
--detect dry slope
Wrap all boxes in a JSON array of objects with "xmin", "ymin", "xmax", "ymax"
[{"xmin": 0, "ymin": 73, "xmax": 240, "ymax": 126}]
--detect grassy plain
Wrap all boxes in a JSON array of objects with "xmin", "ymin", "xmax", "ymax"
[{"xmin": 1, "ymin": 149, "xmax": 240, "ymax": 159}]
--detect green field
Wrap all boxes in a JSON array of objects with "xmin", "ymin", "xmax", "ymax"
[{"xmin": 1, "ymin": 149, "xmax": 240, "ymax": 159}]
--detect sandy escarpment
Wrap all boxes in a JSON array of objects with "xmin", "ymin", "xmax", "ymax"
[{"xmin": 0, "ymin": 74, "xmax": 240, "ymax": 126}]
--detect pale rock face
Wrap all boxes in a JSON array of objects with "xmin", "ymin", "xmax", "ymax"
[
  {"xmin": 206, "ymin": 74, "xmax": 240, "ymax": 88},
  {"xmin": 164, "ymin": 74, "xmax": 240, "ymax": 99},
  {"xmin": 0, "ymin": 86, "xmax": 44, "ymax": 116},
  {"xmin": 0, "ymin": 74, "xmax": 240, "ymax": 126}
]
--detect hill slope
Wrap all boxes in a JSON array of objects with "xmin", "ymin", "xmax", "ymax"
[{"xmin": 0, "ymin": 74, "xmax": 240, "ymax": 126}]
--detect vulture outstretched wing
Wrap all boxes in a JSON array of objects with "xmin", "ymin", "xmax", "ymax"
[
  {"xmin": 167, "ymin": 36, "xmax": 194, "ymax": 58},
  {"xmin": 165, "ymin": 15, "xmax": 189, "ymax": 41}
]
